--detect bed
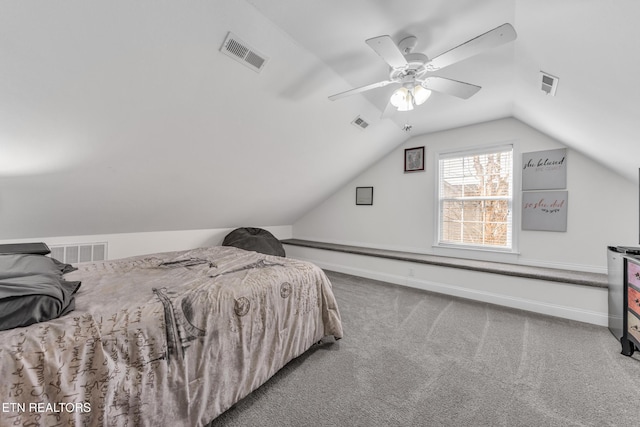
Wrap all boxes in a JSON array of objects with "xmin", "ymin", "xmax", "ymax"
[{"xmin": 0, "ymin": 245, "xmax": 343, "ymax": 426}]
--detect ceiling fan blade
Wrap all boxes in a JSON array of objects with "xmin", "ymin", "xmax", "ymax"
[
  {"xmin": 328, "ymin": 80, "xmax": 395, "ymax": 101},
  {"xmin": 422, "ymin": 77, "xmax": 481, "ymax": 99},
  {"xmin": 426, "ymin": 23, "xmax": 517, "ymax": 71},
  {"xmin": 365, "ymin": 35, "xmax": 408, "ymax": 69}
]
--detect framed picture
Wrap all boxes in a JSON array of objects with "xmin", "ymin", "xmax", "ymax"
[
  {"xmin": 522, "ymin": 190, "xmax": 568, "ymax": 232},
  {"xmin": 404, "ymin": 146, "xmax": 425, "ymax": 172},
  {"xmin": 522, "ymin": 148, "xmax": 567, "ymax": 190},
  {"xmin": 356, "ymin": 187, "xmax": 373, "ymax": 205}
]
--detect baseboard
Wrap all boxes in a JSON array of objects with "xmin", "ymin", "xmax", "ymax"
[{"xmin": 299, "ymin": 256, "xmax": 608, "ymax": 327}]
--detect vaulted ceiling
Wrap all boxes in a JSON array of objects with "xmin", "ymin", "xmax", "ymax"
[{"xmin": 1, "ymin": 0, "xmax": 638, "ymax": 239}]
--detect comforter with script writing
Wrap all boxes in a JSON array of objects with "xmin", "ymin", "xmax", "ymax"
[{"xmin": 0, "ymin": 246, "xmax": 343, "ymax": 426}]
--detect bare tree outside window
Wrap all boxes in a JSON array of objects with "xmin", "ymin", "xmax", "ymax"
[{"xmin": 439, "ymin": 147, "xmax": 513, "ymax": 249}]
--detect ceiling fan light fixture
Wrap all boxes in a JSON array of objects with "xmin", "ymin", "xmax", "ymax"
[
  {"xmin": 390, "ymin": 87, "xmax": 414, "ymax": 111},
  {"xmin": 412, "ymin": 85, "xmax": 432, "ymax": 105},
  {"xmin": 390, "ymin": 84, "xmax": 430, "ymax": 111},
  {"xmin": 397, "ymin": 102, "xmax": 414, "ymax": 112}
]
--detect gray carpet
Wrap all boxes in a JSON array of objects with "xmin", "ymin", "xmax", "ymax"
[{"xmin": 211, "ymin": 271, "xmax": 640, "ymax": 426}]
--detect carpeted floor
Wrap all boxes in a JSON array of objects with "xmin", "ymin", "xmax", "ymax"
[{"xmin": 211, "ymin": 270, "xmax": 640, "ymax": 426}]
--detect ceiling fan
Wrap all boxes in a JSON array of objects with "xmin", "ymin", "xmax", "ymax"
[{"xmin": 328, "ymin": 23, "xmax": 517, "ymax": 112}]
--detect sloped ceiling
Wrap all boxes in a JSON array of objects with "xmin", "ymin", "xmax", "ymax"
[
  {"xmin": 249, "ymin": 0, "xmax": 640, "ymax": 180},
  {"xmin": 1, "ymin": 0, "xmax": 638, "ymax": 240}
]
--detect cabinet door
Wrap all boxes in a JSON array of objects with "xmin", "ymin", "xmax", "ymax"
[
  {"xmin": 628, "ymin": 312, "xmax": 640, "ymax": 343},
  {"xmin": 626, "ymin": 258, "xmax": 640, "ymax": 349},
  {"xmin": 628, "ymin": 285, "xmax": 640, "ymax": 317},
  {"xmin": 627, "ymin": 259, "xmax": 640, "ymax": 288}
]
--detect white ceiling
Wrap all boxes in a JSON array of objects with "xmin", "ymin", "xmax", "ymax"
[
  {"xmin": 248, "ymin": 0, "xmax": 518, "ymax": 131},
  {"xmin": 249, "ymin": 0, "xmax": 640, "ymax": 179},
  {"xmin": 1, "ymin": 0, "xmax": 638, "ymax": 239}
]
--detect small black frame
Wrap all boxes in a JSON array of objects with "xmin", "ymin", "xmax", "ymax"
[
  {"xmin": 355, "ymin": 187, "xmax": 373, "ymax": 205},
  {"xmin": 404, "ymin": 146, "xmax": 425, "ymax": 172}
]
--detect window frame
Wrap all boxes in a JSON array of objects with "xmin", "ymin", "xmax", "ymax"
[{"xmin": 433, "ymin": 142, "xmax": 520, "ymax": 256}]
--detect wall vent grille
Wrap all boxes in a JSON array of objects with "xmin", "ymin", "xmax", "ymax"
[
  {"xmin": 351, "ymin": 115, "xmax": 370, "ymax": 130},
  {"xmin": 50, "ymin": 243, "xmax": 108, "ymax": 264},
  {"xmin": 540, "ymin": 71, "xmax": 559, "ymax": 96},
  {"xmin": 220, "ymin": 32, "xmax": 268, "ymax": 73}
]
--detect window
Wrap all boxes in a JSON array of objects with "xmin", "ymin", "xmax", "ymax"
[{"xmin": 437, "ymin": 145, "xmax": 514, "ymax": 251}]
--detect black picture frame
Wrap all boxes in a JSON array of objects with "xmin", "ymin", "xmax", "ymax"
[
  {"xmin": 404, "ymin": 146, "xmax": 425, "ymax": 172},
  {"xmin": 356, "ymin": 187, "xmax": 373, "ymax": 205}
]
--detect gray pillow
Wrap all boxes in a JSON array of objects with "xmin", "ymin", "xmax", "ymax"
[
  {"xmin": 0, "ymin": 254, "xmax": 81, "ymax": 331},
  {"xmin": 222, "ymin": 227, "xmax": 286, "ymax": 257}
]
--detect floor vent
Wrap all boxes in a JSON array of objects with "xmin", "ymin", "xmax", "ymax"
[
  {"xmin": 351, "ymin": 115, "xmax": 370, "ymax": 130},
  {"xmin": 220, "ymin": 32, "xmax": 269, "ymax": 73},
  {"xmin": 50, "ymin": 243, "xmax": 107, "ymax": 264}
]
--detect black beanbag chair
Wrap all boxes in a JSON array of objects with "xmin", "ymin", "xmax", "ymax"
[{"xmin": 222, "ymin": 227, "xmax": 286, "ymax": 257}]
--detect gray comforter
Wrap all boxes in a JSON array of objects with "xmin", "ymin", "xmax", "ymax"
[{"xmin": 0, "ymin": 246, "xmax": 343, "ymax": 426}]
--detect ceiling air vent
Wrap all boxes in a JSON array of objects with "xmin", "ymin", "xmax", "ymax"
[
  {"xmin": 540, "ymin": 71, "xmax": 559, "ymax": 96},
  {"xmin": 220, "ymin": 32, "xmax": 269, "ymax": 73},
  {"xmin": 351, "ymin": 115, "xmax": 370, "ymax": 130}
]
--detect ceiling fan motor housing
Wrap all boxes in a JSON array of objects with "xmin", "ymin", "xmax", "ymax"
[
  {"xmin": 398, "ymin": 35, "xmax": 418, "ymax": 54},
  {"xmin": 390, "ymin": 52, "xmax": 429, "ymax": 83}
]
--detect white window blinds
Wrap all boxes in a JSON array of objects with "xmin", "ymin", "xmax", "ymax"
[{"xmin": 438, "ymin": 145, "xmax": 513, "ymax": 249}]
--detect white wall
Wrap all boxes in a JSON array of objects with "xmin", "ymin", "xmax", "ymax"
[
  {"xmin": 293, "ymin": 118, "xmax": 638, "ymax": 273},
  {"xmin": 290, "ymin": 117, "xmax": 638, "ymax": 325},
  {"xmin": 0, "ymin": 0, "xmax": 404, "ymax": 241},
  {"xmin": 0, "ymin": 225, "xmax": 292, "ymax": 260}
]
